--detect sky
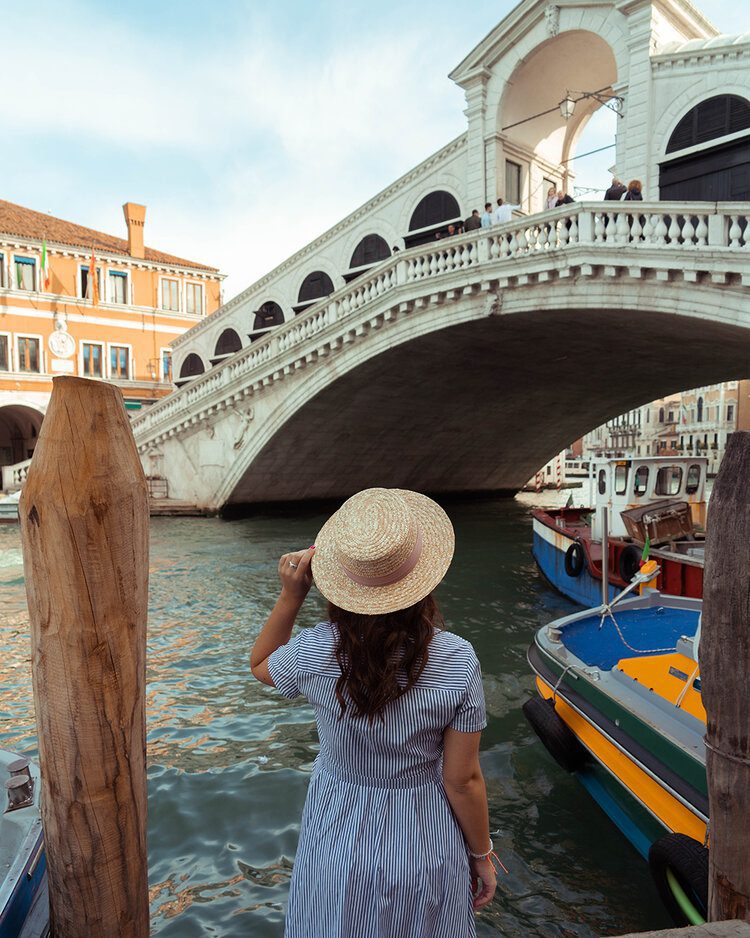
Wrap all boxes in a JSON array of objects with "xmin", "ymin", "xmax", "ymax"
[{"xmin": 2, "ymin": 0, "xmax": 745, "ymax": 300}]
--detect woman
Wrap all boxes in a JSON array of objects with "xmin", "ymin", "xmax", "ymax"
[
  {"xmin": 623, "ymin": 179, "xmax": 643, "ymax": 201},
  {"xmin": 250, "ymin": 488, "xmax": 496, "ymax": 937},
  {"xmin": 546, "ymin": 185, "xmax": 558, "ymax": 210}
]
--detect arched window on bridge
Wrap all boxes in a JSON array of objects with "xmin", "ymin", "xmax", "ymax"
[
  {"xmin": 211, "ymin": 328, "xmax": 243, "ymax": 365},
  {"xmin": 405, "ymin": 191, "xmax": 462, "ymax": 248},
  {"xmin": 250, "ymin": 301, "xmax": 285, "ymax": 342},
  {"xmin": 660, "ymin": 94, "xmax": 750, "ymax": 200},
  {"xmin": 175, "ymin": 353, "xmax": 205, "ymax": 388},
  {"xmin": 345, "ymin": 235, "xmax": 391, "ymax": 282},
  {"xmin": 294, "ymin": 271, "xmax": 335, "ymax": 314}
]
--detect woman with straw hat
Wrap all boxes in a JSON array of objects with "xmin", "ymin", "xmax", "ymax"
[{"xmin": 251, "ymin": 488, "xmax": 496, "ymax": 936}]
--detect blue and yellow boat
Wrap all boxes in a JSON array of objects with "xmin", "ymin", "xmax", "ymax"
[{"xmin": 524, "ymin": 586, "xmax": 709, "ymax": 926}]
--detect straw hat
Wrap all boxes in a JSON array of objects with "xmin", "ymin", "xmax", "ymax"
[{"xmin": 311, "ymin": 488, "xmax": 454, "ymax": 615}]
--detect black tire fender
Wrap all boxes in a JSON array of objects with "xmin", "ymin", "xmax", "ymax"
[
  {"xmin": 522, "ymin": 696, "xmax": 588, "ymax": 773},
  {"xmin": 619, "ymin": 544, "xmax": 642, "ymax": 583},
  {"xmin": 648, "ymin": 833, "xmax": 708, "ymax": 926},
  {"xmin": 564, "ymin": 541, "xmax": 586, "ymax": 578}
]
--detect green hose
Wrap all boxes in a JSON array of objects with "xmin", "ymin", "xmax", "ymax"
[{"xmin": 666, "ymin": 867, "xmax": 706, "ymax": 926}]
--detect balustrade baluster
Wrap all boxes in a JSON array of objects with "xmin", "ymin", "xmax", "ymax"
[
  {"xmin": 568, "ymin": 217, "xmax": 579, "ymax": 244},
  {"xmin": 615, "ymin": 214, "xmax": 630, "ymax": 244},
  {"xmin": 642, "ymin": 214, "xmax": 654, "ymax": 243},
  {"xmin": 668, "ymin": 215, "xmax": 682, "ymax": 245},
  {"xmin": 545, "ymin": 222, "xmax": 557, "ymax": 250},
  {"xmin": 605, "ymin": 214, "xmax": 617, "ymax": 243},
  {"xmin": 429, "ymin": 253, "xmax": 438, "ymax": 277},
  {"xmin": 558, "ymin": 220, "xmax": 569, "ymax": 247},
  {"xmin": 630, "ymin": 214, "xmax": 643, "ymax": 242},
  {"xmin": 729, "ymin": 215, "xmax": 742, "ymax": 248},
  {"xmin": 516, "ymin": 227, "xmax": 528, "ymax": 255},
  {"xmin": 655, "ymin": 215, "xmax": 668, "ymax": 245},
  {"xmin": 681, "ymin": 216, "xmax": 695, "ymax": 247},
  {"xmin": 695, "ymin": 215, "xmax": 708, "ymax": 246},
  {"xmin": 489, "ymin": 236, "xmax": 500, "ymax": 260},
  {"xmin": 508, "ymin": 230, "xmax": 519, "ymax": 255},
  {"xmin": 594, "ymin": 213, "xmax": 605, "ymax": 243},
  {"xmin": 461, "ymin": 243, "xmax": 471, "ymax": 267}
]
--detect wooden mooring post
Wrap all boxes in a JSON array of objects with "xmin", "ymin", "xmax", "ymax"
[
  {"xmin": 19, "ymin": 376, "xmax": 150, "ymax": 937},
  {"xmin": 700, "ymin": 431, "xmax": 750, "ymax": 923}
]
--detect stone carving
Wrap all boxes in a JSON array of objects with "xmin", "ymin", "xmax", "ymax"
[{"xmin": 544, "ymin": 4, "xmax": 560, "ymax": 36}]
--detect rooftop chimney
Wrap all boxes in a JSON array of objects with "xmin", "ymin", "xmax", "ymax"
[{"xmin": 122, "ymin": 202, "xmax": 146, "ymax": 259}]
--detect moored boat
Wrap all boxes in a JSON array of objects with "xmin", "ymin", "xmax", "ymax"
[
  {"xmin": 532, "ymin": 456, "xmax": 707, "ymax": 605},
  {"xmin": 524, "ymin": 584, "xmax": 709, "ymax": 926},
  {"xmin": 0, "ymin": 751, "xmax": 48, "ymax": 938}
]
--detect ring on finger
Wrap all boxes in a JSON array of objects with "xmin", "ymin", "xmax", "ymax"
[{"xmin": 288, "ymin": 561, "xmax": 298, "ymax": 568}]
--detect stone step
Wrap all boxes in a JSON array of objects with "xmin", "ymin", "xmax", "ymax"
[{"xmin": 610, "ymin": 920, "xmax": 750, "ymax": 937}]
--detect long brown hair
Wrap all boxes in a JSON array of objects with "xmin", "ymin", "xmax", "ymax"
[{"xmin": 328, "ymin": 594, "xmax": 443, "ymax": 724}]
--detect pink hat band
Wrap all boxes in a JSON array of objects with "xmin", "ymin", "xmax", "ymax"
[{"xmin": 338, "ymin": 526, "xmax": 424, "ymax": 588}]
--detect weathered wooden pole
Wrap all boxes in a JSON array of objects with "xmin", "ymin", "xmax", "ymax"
[
  {"xmin": 19, "ymin": 376, "xmax": 150, "ymax": 937},
  {"xmin": 700, "ymin": 430, "xmax": 750, "ymax": 923}
]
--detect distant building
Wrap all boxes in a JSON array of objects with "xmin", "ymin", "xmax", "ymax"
[
  {"xmin": 582, "ymin": 382, "xmax": 741, "ymax": 474},
  {"xmin": 0, "ymin": 200, "xmax": 223, "ymax": 475}
]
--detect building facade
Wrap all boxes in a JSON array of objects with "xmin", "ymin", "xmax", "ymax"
[
  {"xmin": 0, "ymin": 200, "xmax": 222, "ymax": 476},
  {"xmin": 581, "ymin": 381, "xmax": 747, "ymax": 475}
]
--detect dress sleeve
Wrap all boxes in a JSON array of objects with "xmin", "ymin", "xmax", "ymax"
[
  {"xmin": 267, "ymin": 630, "xmax": 307, "ymax": 700},
  {"xmin": 449, "ymin": 651, "xmax": 487, "ymax": 732}
]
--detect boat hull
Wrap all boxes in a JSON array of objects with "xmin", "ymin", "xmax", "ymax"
[{"xmin": 532, "ymin": 517, "xmax": 617, "ymax": 605}]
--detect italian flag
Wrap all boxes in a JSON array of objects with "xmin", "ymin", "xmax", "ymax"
[{"xmin": 41, "ymin": 239, "xmax": 50, "ymax": 290}]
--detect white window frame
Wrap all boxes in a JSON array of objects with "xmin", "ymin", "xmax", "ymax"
[
  {"xmin": 159, "ymin": 276, "xmax": 181, "ymax": 312},
  {"xmin": 77, "ymin": 262, "xmax": 103, "ymax": 301},
  {"xmin": 107, "ymin": 341, "xmax": 133, "ymax": 380},
  {"xmin": 0, "ymin": 330, "xmax": 10, "ymax": 371},
  {"xmin": 0, "ymin": 252, "xmax": 6, "ymax": 289},
  {"xmin": 107, "ymin": 268, "xmax": 130, "ymax": 305},
  {"xmin": 13, "ymin": 255, "xmax": 38, "ymax": 292},
  {"xmin": 79, "ymin": 339, "xmax": 106, "ymax": 378},
  {"xmin": 16, "ymin": 332, "xmax": 45, "ymax": 374},
  {"xmin": 184, "ymin": 280, "xmax": 205, "ymax": 316},
  {"xmin": 159, "ymin": 346, "xmax": 173, "ymax": 383}
]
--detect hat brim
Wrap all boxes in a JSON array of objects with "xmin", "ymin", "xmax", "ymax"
[{"xmin": 311, "ymin": 490, "xmax": 454, "ymax": 615}]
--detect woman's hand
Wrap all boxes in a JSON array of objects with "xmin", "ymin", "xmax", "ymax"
[
  {"xmin": 470, "ymin": 855, "xmax": 497, "ymax": 911},
  {"xmin": 278, "ymin": 548, "xmax": 314, "ymax": 601}
]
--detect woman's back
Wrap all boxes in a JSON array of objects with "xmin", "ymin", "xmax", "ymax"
[{"xmin": 270, "ymin": 622, "xmax": 486, "ymax": 787}]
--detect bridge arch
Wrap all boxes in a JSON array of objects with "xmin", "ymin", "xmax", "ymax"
[
  {"xmin": 345, "ymin": 233, "xmax": 392, "ymax": 281},
  {"xmin": 250, "ymin": 300, "xmax": 285, "ymax": 341},
  {"xmin": 213, "ymin": 277, "xmax": 750, "ymax": 508},
  {"xmin": 213, "ymin": 327, "xmax": 243, "ymax": 359},
  {"xmin": 405, "ymin": 190, "xmax": 462, "ymax": 247},
  {"xmin": 659, "ymin": 92, "xmax": 750, "ymax": 200},
  {"xmin": 0, "ymin": 403, "xmax": 44, "ymax": 467},
  {"xmin": 295, "ymin": 270, "xmax": 336, "ymax": 314},
  {"xmin": 498, "ymin": 30, "xmax": 618, "ymax": 198},
  {"xmin": 175, "ymin": 352, "xmax": 206, "ymax": 387}
]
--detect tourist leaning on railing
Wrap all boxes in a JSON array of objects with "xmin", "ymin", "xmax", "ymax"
[{"xmin": 250, "ymin": 488, "xmax": 498, "ymax": 937}]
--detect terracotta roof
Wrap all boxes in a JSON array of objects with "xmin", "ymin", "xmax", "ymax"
[{"xmin": 0, "ymin": 199, "xmax": 220, "ymax": 273}]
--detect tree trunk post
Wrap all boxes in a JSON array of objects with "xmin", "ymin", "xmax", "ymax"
[
  {"xmin": 700, "ymin": 430, "xmax": 750, "ymax": 922},
  {"xmin": 19, "ymin": 376, "xmax": 150, "ymax": 938}
]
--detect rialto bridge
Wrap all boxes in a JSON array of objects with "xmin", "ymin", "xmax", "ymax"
[
  {"xmin": 132, "ymin": 202, "xmax": 750, "ymax": 509},
  {"xmin": 123, "ymin": 0, "xmax": 750, "ymax": 508}
]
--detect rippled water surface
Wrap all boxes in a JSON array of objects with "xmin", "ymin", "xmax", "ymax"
[{"xmin": 0, "ymin": 497, "xmax": 672, "ymax": 936}]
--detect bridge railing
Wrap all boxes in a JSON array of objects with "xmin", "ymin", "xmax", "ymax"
[
  {"xmin": 2, "ymin": 457, "xmax": 32, "ymax": 492},
  {"xmin": 132, "ymin": 200, "xmax": 750, "ymax": 443}
]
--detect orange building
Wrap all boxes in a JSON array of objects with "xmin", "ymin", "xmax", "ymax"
[{"xmin": 0, "ymin": 199, "xmax": 223, "ymax": 479}]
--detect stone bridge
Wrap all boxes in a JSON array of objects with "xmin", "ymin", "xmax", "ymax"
[{"xmin": 132, "ymin": 202, "xmax": 750, "ymax": 509}]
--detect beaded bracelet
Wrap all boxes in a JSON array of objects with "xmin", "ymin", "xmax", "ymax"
[{"xmin": 468, "ymin": 840, "xmax": 494, "ymax": 859}]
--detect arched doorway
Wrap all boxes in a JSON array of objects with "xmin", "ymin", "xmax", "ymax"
[
  {"xmin": 405, "ymin": 191, "xmax": 462, "ymax": 247},
  {"xmin": 212, "ymin": 328, "xmax": 243, "ymax": 365},
  {"xmin": 498, "ymin": 31, "xmax": 618, "ymax": 210},
  {"xmin": 660, "ymin": 95, "xmax": 750, "ymax": 200},
  {"xmin": 345, "ymin": 235, "xmax": 390, "ymax": 282},
  {"xmin": 0, "ymin": 404, "xmax": 44, "ymax": 468},
  {"xmin": 175, "ymin": 353, "xmax": 206, "ymax": 388},
  {"xmin": 250, "ymin": 302, "xmax": 285, "ymax": 342},
  {"xmin": 295, "ymin": 271, "xmax": 335, "ymax": 314}
]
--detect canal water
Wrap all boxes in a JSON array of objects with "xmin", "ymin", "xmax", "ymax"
[{"xmin": 0, "ymin": 494, "xmax": 673, "ymax": 937}]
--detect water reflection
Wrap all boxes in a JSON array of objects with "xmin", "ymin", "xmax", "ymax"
[{"xmin": 0, "ymin": 499, "xmax": 672, "ymax": 936}]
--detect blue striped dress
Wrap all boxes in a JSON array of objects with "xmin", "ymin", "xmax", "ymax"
[{"xmin": 268, "ymin": 621, "xmax": 487, "ymax": 938}]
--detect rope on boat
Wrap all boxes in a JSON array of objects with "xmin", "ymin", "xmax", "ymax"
[{"xmin": 601, "ymin": 606, "xmax": 678, "ymax": 656}]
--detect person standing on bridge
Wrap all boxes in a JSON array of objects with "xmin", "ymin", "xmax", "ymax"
[
  {"xmin": 464, "ymin": 209, "xmax": 482, "ymax": 231},
  {"xmin": 493, "ymin": 197, "xmax": 521, "ymax": 225},
  {"xmin": 480, "ymin": 202, "xmax": 493, "ymax": 228},
  {"xmin": 250, "ymin": 488, "xmax": 497, "ymax": 937}
]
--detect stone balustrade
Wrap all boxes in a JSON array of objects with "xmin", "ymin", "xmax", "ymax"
[
  {"xmin": 131, "ymin": 201, "xmax": 750, "ymax": 451},
  {"xmin": 2, "ymin": 457, "xmax": 32, "ymax": 492}
]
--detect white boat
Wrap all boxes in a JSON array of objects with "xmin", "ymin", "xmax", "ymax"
[{"xmin": 0, "ymin": 751, "xmax": 48, "ymax": 937}]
